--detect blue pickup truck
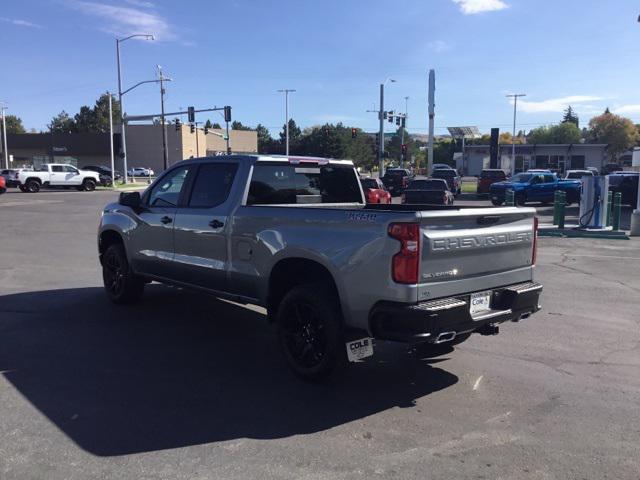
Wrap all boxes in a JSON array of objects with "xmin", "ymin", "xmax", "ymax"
[{"xmin": 490, "ymin": 171, "xmax": 581, "ymax": 206}]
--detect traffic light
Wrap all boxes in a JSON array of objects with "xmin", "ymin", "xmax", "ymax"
[
  {"xmin": 401, "ymin": 117, "xmax": 406, "ymax": 128},
  {"xmin": 190, "ymin": 123, "xmax": 195, "ymax": 134},
  {"xmin": 175, "ymin": 118, "xmax": 181, "ymax": 131},
  {"xmin": 401, "ymin": 144, "xmax": 407, "ymax": 154},
  {"xmin": 187, "ymin": 106, "xmax": 195, "ymax": 123},
  {"xmin": 351, "ymin": 128, "xmax": 357, "ymax": 138},
  {"xmin": 375, "ymin": 132, "xmax": 380, "ymax": 145},
  {"xmin": 204, "ymin": 125, "xmax": 209, "ymax": 135},
  {"xmin": 396, "ymin": 116, "xmax": 401, "ymax": 126},
  {"xmin": 224, "ymin": 106, "xmax": 232, "ymax": 123},
  {"xmin": 388, "ymin": 114, "xmax": 394, "ymax": 124}
]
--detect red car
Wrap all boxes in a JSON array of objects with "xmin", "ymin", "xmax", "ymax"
[
  {"xmin": 0, "ymin": 175, "xmax": 6, "ymax": 194},
  {"xmin": 360, "ymin": 177, "xmax": 391, "ymax": 204},
  {"xmin": 477, "ymin": 169, "xmax": 507, "ymax": 195}
]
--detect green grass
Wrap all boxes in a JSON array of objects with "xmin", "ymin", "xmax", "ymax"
[{"xmin": 461, "ymin": 180, "xmax": 477, "ymax": 194}]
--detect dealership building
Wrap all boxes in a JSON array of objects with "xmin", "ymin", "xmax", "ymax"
[
  {"xmin": 457, "ymin": 143, "xmax": 610, "ymax": 176},
  {"xmin": 0, "ymin": 124, "xmax": 258, "ymax": 173}
]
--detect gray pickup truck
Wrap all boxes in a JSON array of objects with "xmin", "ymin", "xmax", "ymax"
[{"xmin": 98, "ymin": 155, "xmax": 542, "ymax": 380}]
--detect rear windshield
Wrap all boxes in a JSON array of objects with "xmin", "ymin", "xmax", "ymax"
[
  {"xmin": 481, "ymin": 170, "xmax": 505, "ymax": 179},
  {"xmin": 384, "ymin": 169, "xmax": 407, "ymax": 177},
  {"xmin": 566, "ymin": 171, "xmax": 592, "ymax": 179},
  {"xmin": 247, "ymin": 163, "xmax": 362, "ymax": 205},
  {"xmin": 408, "ymin": 179, "xmax": 446, "ymax": 190},
  {"xmin": 432, "ymin": 170, "xmax": 456, "ymax": 178},
  {"xmin": 360, "ymin": 178, "xmax": 378, "ymax": 189},
  {"xmin": 511, "ymin": 173, "xmax": 533, "ymax": 182}
]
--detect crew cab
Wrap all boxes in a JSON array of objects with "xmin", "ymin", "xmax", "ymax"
[
  {"xmin": 402, "ymin": 178, "xmax": 454, "ymax": 205},
  {"xmin": 98, "ymin": 155, "xmax": 542, "ymax": 380},
  {"xmin": 381, "ymin": 168, "xmax": 413, "ymax": 196},
  {"xmin": 360, "ymin": 176, "xmax": 391, "ymax": 204},
  {"xmin": 490, "ymin": 171, "xmax": 581, "ymax": 206},
  {"xmin": 17, "ymin": 164, "xmax": 100, "ymax": 193}
]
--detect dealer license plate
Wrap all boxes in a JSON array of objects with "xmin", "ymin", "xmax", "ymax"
[
  {"xmin": 470, "ymin": 291, "xmax": 492, "ymax": 316},
  {"xmin": 346, "ymin": 338, "xmax": 374, "ymax": 362}
]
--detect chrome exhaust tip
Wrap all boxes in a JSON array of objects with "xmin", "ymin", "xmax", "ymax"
[{"xmin": 434, "ymin": 331, "xmax": 457, "ymax": 344}]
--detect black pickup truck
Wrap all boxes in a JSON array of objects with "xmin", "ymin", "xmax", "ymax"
[
  {"xmin": 381, "ymin": 168, "xmax": 413, "ymax": 196},
  {"xmin": 402, "ymin": 178, "xmax": 454, "ymax": 205}
]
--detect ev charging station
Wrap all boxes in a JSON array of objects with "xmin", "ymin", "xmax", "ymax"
[{"xmin": 579, "ymin": 175, "xmax": 610, "ymax": 229}]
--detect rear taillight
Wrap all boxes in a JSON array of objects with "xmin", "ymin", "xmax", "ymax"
[
  {"xmin": 388, "ymin": 223, "xmax": 420, "ymax": 284},
  {"xmin": 532, "ymin": 216, "xmax": 538, "ymax": 265}
]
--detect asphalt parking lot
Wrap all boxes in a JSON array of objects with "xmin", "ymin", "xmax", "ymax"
[{"xmin": 1, "ymin": 189, "xmax": 640, "ymax": 479}]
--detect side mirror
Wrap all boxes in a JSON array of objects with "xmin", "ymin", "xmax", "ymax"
[{"xmin": 119, "ymin": 191, "xmax": 141, "ymax": 208}]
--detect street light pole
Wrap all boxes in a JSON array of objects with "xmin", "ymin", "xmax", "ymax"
[
  {"xmin": 1, "ymin": 104, "xmax": 8, "ymax": 169},
  {"xmin": 108, "ymin": 93, "xmax": 115, "ymax": 188},
  {"xmin": 400, "ymin": 96, "xmax": 408, "ymax": 168},
  {"xmin": 158, "ymin": 65, "xmax": 169, "ymax": 171},
  {"xmin": 277, "ymin": 89, "xmax": 296, "ymax": 155},
  {"xmin": 506, "ymin": 93, "xmax": 526, "ymax": 170},
  {"xmin": 378, "ymin": 79, "xmax": 395, "ymax": 177},
  {"xmin": 116, "ymin": 33, "xmax": 154, "ymax": 183}
]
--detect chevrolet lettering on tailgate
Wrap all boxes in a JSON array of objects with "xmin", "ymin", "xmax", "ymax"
[{"xmin": 431, "ymin": 231, "xmax": 532, "ymax": 251}]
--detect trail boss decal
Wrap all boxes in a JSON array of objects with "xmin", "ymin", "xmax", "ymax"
[
  {"xmin": 346, "ymin": 337, "xmax": 374, "ymax": 362},
  {"xmin": 346, "ymin": 212, "xmax": 377, "ymax": 222}
]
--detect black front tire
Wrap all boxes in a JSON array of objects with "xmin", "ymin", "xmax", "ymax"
[
  {"xmin": 102, "ymin": 244, "xmax": 145, "ymax": 304},
  {"xmin": 276, "ymin": 284, "xmax": 346, "ymax": 381},
  {"xmin": 491, "ymin": 198, "xmax": 503, "ymax": 206}
]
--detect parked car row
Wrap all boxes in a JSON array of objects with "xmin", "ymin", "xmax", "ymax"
[
  {"xmin": 401, "ymin": 178, "xmax": 454, "ymax": 205},
  {"xmin": 127, "ymin": 167, "xmax": 155, "ymax": 177}
]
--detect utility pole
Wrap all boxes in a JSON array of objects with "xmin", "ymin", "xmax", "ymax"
[
  {"xmin": 158, "ymin": 65, "xmax": 169, "ymax": 171},
  {"xmin": 195, "ymin": 123, "xmax": 200, "ymax": 157},
  {"xmin": 378, "ymin": 78, "xmax": 396, "ymax": 177},
  {"xmin": 1, "ymin": 104, "xmax": 8, "ymax": 169},
  {"xmin": 427, "ymin": 69, "xmax": 435, "ymax": 175},
  {"xmin": 116, "ymin": 33, "xmax": 154, "ymax": 183},
  {"xmin": 108, "ymin": 93, "xmax": 115, "ymax": 188},
  {"xmin": 506, "ymin": 93, "xmax": 526, "ymax": 170},
  {"xmin": 400, "ymin": 96, "xmax": 408, "ymax": 168},
  {"xmin": 277, "ymin": 89, "xmax": 296, "ymax": 155},
  {"xmin": 225, "ymin": 121, "xmax": 230, "ymax": 154}
]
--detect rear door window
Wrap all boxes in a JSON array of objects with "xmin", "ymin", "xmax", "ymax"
[
  {"xmin": 188, "ymin": 163, "xmax": 238, "ymax": 208},
  {"xmin": 51, "ymin": 166, "xmax": 64, "ymax": 172},
  {"xmin": 247, "ymin": 163, "xmax": 362, "ymax": 205}
]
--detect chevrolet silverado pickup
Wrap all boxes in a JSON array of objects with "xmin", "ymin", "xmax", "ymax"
[
  {"xmin": 98, "ymin": 155, "xmax": 542, "ymax": 380},
  {"xmin": 490, "ymin": 171, "xmax": 581, "ymax": 206},
  {"xmin": 17, "ymin": 163, "xmax": 100, "ymax": 192}
]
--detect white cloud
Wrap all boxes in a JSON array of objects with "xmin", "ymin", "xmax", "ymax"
[
  {"xmin": 123, "ymin": 0, "xmax": 155, "ymax": 7},
  {"xmin": 514, "ymin": 95, "xmax": 604, "ymax": 114},
  {"xmin": 613, "ymin": 105, "xmax": 640, "ymax": 116},
  {"xmin": 0, "ymin": 17, "xmax": 43, "ymax": 28},
  {"xmin": 451, "ymin": 0, "xmax": 508, "ymax": 14},
  {"xmin": 65, "ymin": 1, "xmax": 175, "ymax": 41},
  {"xmin": 428, "ymin": 40, "xmax": 451, "ymax": 53}
]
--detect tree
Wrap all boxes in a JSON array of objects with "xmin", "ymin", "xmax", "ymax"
[
  {"xmin": 92, "ymin": 93, "xmax": 121, "ymax": 133},
  {"xmin": 74, "ymin": 105, "xmax": 97, "ymax": 133},
  {"xmin": 527, "ymin": 123, "xmax": 581, "ymax": 144},
  {"xmin": 231, "ymin": 121, "xmax": 251, "ymax": 131},
  {"xmin": 2, "ymin": 115, "xmax": 26, "ymax": 134},
  {"xmin": 212, "ymin": 122, "xmax": 222, "ymax": 129},
  {"xmin": 255, "ymin": 123, "xmax": 274, "ymax": 153},
  {"xmin": 562, "ymin": 106, "xmax": 579, "ymax": 128},
  {"xmin": 48, "ymin": 111, "xmax": 77, "ymax": 133},
  {"xmin": 204, "ymin": 119, "xmax": 213, "ymax": 129},
  {"xmin": 588, "ymin": 110, "xmax": 639, "ymax": 160},
  {"xmin": 279, "ymin": 119, "xmax": 302, "ymax": 151}
]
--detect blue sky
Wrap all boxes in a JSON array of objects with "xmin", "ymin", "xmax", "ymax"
[{"xmin": 2, "ymin": 0, "xmax": 640, "ymax": 137}]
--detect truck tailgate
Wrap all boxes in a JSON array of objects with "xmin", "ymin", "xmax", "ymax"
[{"xmin": 417, "ymin": 207, "xmax": 536, "ymax": 301}]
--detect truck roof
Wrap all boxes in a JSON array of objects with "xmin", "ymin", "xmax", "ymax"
[{"xmin": 179, "ymin": 154, "xmax": 354, "ymax": 167}]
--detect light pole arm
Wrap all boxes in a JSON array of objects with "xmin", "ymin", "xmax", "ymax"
[{"xmin": 121, "ymin": 79, "xmax": 166, "ymax": 96}]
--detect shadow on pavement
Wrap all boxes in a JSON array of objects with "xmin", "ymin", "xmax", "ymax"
[{"xmin": 0, "ymin": 285, "xmax": 458, "ymax": 456}]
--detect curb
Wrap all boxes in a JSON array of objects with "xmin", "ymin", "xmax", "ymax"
[{"xmin": 538, "ymin": 225, "xmax": 629, "ymax": 240}]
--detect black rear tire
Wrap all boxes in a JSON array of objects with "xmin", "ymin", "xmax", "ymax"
[
  {"xmin": 491, "ymin": 199, "xmax": 503, "ymax": 206},
  {"xmin": 276, "ymin": 284, "xmax": 346, "ymax": 381},
  {"xmin": 26, "ymin": 180, "xmax": 40, "ymax": 193},
  {"xmin": 102, "ymin": 243, "xmax": 145, "ymax": 304},
  {"xmin": 82, "ymin": 179, "xmax": 96, "ymax": 191}
]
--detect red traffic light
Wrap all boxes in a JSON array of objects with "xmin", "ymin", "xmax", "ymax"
[
  {"xmin": 351, "ymin": 128, "xmax": 357, "ymax": 138},
  {"xmin": 401, "ymin": 144, "xmax": 407, "ymax": 154}
]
